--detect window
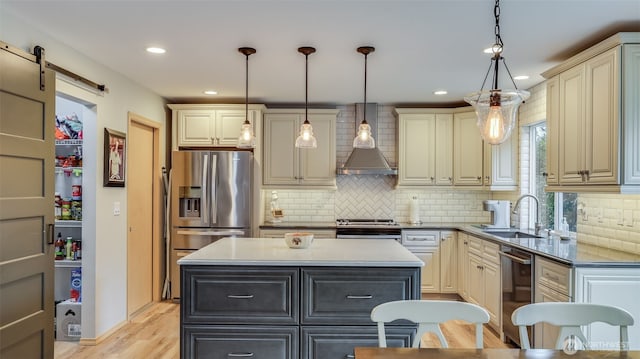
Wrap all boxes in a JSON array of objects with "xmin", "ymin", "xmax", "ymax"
[{"xmin": 529, "ymin": 122, "xmax": 577, "ymax": 232}]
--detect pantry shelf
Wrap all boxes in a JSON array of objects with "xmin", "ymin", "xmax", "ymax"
[
  {"xmin": 54, "ymin": 259, "xmax": 82, "ymax": 268},
  {"xmin": 55, "ymin": 220, "xmax": 82, "ymax": 228}
]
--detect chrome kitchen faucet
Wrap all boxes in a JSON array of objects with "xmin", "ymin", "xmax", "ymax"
[{"xmin": 512, "ymin": 194, "xmax": 543, "ymax": 235}]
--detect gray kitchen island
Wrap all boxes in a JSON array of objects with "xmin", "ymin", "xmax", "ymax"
[{"xmin": 178, "ymin": 237, "xmax": 423, "ymax": 359}]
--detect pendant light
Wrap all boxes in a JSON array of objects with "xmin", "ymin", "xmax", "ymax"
[
  {"xmin": 353, "ymin": 46, "xmax": 375, "ymax": 149},
  {"xmin": 463, "ymin": 0, "xmax": 530, "ymax": 145},
  {"xmin": 236, "ymin": 47, "xmax": 256, "ymax": 148},
  {"xmin": 295, "ymin": 46, "xmax": 318, "ymax": 149}
]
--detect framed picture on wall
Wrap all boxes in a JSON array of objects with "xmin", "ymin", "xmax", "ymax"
[{"xmin": 103, "ymin": 128, "xmax": 126, "ymax": 187}]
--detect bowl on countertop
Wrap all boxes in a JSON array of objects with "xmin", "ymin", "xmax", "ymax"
[{"xmin": 284, "ymin": 232, "xmax": 314, "ymax": 249}]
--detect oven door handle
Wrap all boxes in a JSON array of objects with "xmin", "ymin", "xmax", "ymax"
[
  {"xmin": 337, "ymin": 235, "xmax": 401, "ymax": 239},
  {"xmin": 177, "ymin": 229, "xmax": 245, "ymax": 236},
  {"xmin": 499, "ymin": 251, "xmax": 531, "ymax": 265}
]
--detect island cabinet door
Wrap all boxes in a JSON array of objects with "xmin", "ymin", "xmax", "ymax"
[
  {"xmin": 301, "ymin": 267, "xmax": 421, "ymax": 325},
  {"xmin": 301, "ymin": 326, "xmax": 415, "ymax": 359},
  {"xmin": 182, "ymin": 325, "xmax": 299, "ymax": 359},
  {"xmin": 181, "ymin": 266, "xmax": 299, "ymax": 324}
]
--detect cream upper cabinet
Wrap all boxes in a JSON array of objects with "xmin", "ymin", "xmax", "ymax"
[
  {"xmin": 396, "ymin": 109, "xmax": 453, "ymax": 186},
  {"xmin": 454, "ymin": 111, "xmax": 484, "ymax": 186},
  {"xmin": 263, "ymin": 109, "xmax": 337, "ymax": 188},
  {"xmin": 168, "ymin": 104, "xmax": 264, "ymax": 149},
  {"xmin": 545, "ymin": 76, "xmax": 560, "ymax": 185},
  {"xmin": 483, "ymin": 129, "xmax": 518, "ymax": 190},
  {"xmin": 543, "ymin": 33, "xmax": 640, "ymax": 193}
]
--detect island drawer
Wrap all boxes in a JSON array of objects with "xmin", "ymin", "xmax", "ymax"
[
  {"xmin": 301, "ymin": 326, "xmax": 415, "ymax": 359},
  {"xmin": 182, "ymin": 325, "xmax": 299, "ymax": 359},
  {"xmin": 301, "ymin": 267, "xmax": 420, "ymax": 325},
  {"xmin": 182, "ymin": 266, "xmax": 299, "ymax": 324}
]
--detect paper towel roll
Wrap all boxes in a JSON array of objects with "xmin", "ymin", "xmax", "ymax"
[{"xmin": 409, "ymin": 196, "xmax": 420, "ymax": 224}]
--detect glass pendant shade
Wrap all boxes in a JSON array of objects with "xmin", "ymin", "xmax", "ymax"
[
  {"xmin": 464, "ymin": 89, "xmax": 530, "ymax": 145},
  {"xmin": 237, "ymin": 120, "xmax": 256, "ymax": 148},
  {"xmin": 353, "ymin": 122, "xmax": 375, "ymax": 148},
  {"xmin": 295, "ymin": 120, "xmax": 317, "ymax": 148}
]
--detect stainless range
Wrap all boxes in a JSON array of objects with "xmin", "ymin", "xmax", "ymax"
[{"xmin": 335, "ymin": 219, "xmax": 401, "ymax": 240}]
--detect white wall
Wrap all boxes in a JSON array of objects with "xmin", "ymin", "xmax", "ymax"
[{"xmin": 2, "ymin": 8, "xmax": 167, "ymax": 340}]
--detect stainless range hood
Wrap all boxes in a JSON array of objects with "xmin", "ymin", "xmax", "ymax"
[{"xmin": 337, "ymin": 103, "xmax": 397, "ymax": 175}]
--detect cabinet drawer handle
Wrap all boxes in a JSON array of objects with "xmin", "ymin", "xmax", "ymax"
[
  {"xmin": 345, "ymin": 355, "xmax": 356, "ymax": 359},
  {"xmin": 476, "ymin": 265, "xmax": 484, "ymax": 270},
  {"xmin": 545, "ymin": 274, "xmax": 560, "ymax": 282},
  {"xmin": 228, "ymin": 353, "xmax": 254, "ymax": 357},
  {"xmin": 227, "ymin": 295, "xmax": 254, "ymax": 299},
  {"xmin": 346, "ymin": 295, "xmax": 373, "ymax": 299}
]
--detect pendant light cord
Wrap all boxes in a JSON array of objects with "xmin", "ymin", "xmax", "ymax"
[
  {"xmin": 363, "ymin": 51, "xmax": 367, "ymax": 124},
  {"xmin": 305, "ymin": 52, "xmax": 309, "ymax": 124},
  {"xmin": 245, "ymin": 52, "xmax": 249, "ymax": 125}
]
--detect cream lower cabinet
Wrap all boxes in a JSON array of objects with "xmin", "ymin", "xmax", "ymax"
[
  {"xmin": 457, "ymin": 232, "xmax": 470, "ymax": 301},
  {"xmin": 466, "ymin": 234, "xmax": 501, "ymax": 331},
  {"xmin": 543, "ymin": 34, "xmax": 640, "ymax": 193},
  {"xmin": 534, "ymin": 256, "xmax": 572, "ymax": 349},
  {"xmin": 169, "ymin": 104, "xmax": 264, "ymax": 148},
  {"xmin": 395, "ymin": 109, "xmax": 453, "ymax": 186},
  {"xmin": 574, "ymin": 266, "xmax": 640, "ymax": 350},
  {"xmin": 401, "ymin": 230, "xmax": 457, "ymax": 294},
  {"xmin": 453, "ymin": 111, "xmax": 484, "ymax": 186},
  {"xmin": 263, "ymin": 109, "xmax": 337, "ymax": 188}
]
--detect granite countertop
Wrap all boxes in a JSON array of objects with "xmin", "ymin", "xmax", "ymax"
[
  {"xmin": 177, "ymin": 237, "xmax": 424, "ymax": 267},
  {"xmin": 259, "ymin": 221, "xmax": 639, "ymax": 267},
  {"xmin": 461, "ymin": 225, "xmax": 640, "ymax": 267}
]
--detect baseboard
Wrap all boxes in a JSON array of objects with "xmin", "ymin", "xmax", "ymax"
[{"xmin": 78, "ymin": 320, "xmax": 128, "ymax": 346}]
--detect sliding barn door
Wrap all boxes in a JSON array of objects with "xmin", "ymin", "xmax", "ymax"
[{"xmin": 0, "ymin": 42, "xmax": 55, "ymax": 358}]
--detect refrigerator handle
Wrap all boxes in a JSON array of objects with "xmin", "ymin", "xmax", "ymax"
[
  {"xmin": 210, "ymin": 154, "xmax": 217, "ymax": 224},
  {"xmin": 202, "ymin": 154, "xmax": 209, "ymax": 226}
]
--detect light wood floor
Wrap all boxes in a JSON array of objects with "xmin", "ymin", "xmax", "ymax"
[{"xmin": 54, "ymin": 301, "xmax": 511, "ymax": 358}]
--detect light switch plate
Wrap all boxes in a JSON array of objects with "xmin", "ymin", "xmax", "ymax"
[{"xmin": 113, "ymin": 201, "xmax": 121, "ymax": 216}]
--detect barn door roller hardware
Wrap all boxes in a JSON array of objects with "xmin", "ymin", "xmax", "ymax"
[{"xmin": 33, "ymin": 45, "xmax": 107, "ymax": 92}]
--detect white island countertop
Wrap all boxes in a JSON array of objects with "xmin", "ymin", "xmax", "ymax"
[{"xmin": 178, "ymin": 237, "xmax": 424, "ymax": 267}]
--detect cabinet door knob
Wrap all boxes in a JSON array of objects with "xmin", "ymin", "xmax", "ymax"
[{"xmin": 477, "ymin": 176, "xmax": 482, "ymax": 180}]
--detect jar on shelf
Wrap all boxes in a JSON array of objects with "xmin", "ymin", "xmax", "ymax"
[
  {"xmin": 61, "ymin": 199, "xmax": 72, "ymax": 220},
  {"xmin": 54, "ymin": 192, "xmax": 62, "ymax": 220}
]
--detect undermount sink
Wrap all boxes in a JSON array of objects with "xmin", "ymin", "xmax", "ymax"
[{"xmin": 483, "ymin": 231, "xmax": 542, "ymax": 239}]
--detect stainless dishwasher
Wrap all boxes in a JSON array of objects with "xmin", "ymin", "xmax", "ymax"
[{"xmin": 499, "ymin": 245, "xmax": 533, "ymax": 347}]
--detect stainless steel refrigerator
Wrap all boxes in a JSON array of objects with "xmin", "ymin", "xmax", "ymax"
[{"xmin": 169, "ymin": 150, "xmax": 252, "ymax": 300}]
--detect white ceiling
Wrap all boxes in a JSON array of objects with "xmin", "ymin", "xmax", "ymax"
[{"xmin": 3, "ymin": 0, "xmax": 639, "ymax": 106}]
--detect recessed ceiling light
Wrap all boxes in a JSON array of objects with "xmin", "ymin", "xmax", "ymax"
[
  {"xmin": 203, "ymin": 90, "xmax": 218, "ymax": 95},
  {"xmin": 434, "ymin": 90, "xmax": 448, "ymax": 95},
  {"xmin": 146, "ymin": 47, "xmax": 166, "ymax": 54},
  {"xmin": 513, "ymin": 75, "xmax": 529, "ymax": 80}
]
